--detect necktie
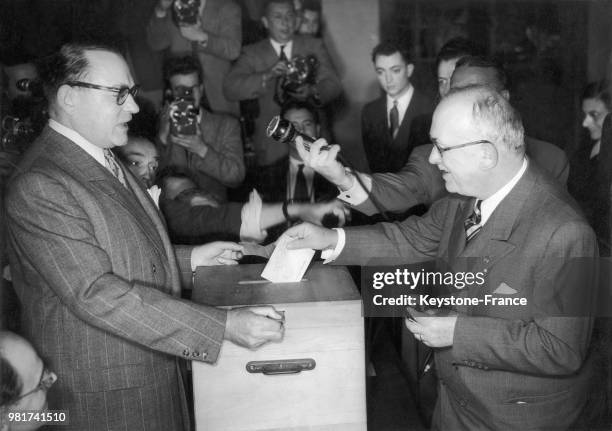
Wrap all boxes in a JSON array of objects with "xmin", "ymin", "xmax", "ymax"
[
  {"xmin": 293, "ymin": 164, "xmax": 310, "ymax": 202},
  {"xmin": 464, "ymin": 199, "xmax": 482, "ymax": 242},
  {"xmin": 104, "ymin": 149, "xmax": 127, "ymax": 188},
  {"xmin": 389, "ymin": 101, "xmax": 399, "ymax": 139},
  {"xmin": 279, "ymin": 45, "xmax": 289, "ymax": 63}
]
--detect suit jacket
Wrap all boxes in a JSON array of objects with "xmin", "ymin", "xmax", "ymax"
[
  {"xmin": 356, "ymin": 137, "xmax": 569, "ymax": 216},
  {"xmin": 224, "ymin": 35, "xmax": 341, "ymax": 166},
  {"xmin": 160, "ymin": 195, "xmax": 243, "ymax": 244},
  {"xmin": 336, "ymin": 162, "xmax": 596, "ymax": 429},
  {"xmin": 6, "ymin": 126, "xmax": 228, "ymax": 431},
  {"xmin": 147, "ymin": 0, "xmax": 241, "ymax": 115},
  {"xmin": 160, "ymin": 109, "xmax": 245, "ymax": 202},
  {"xmin": 361, "ymin": 89, "xmax": 434, "ymax": 173}
]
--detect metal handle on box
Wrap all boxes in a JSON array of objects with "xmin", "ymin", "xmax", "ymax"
[{"xmin": 246, "ymin": 358, "xmax": 316, "ymax": 375}]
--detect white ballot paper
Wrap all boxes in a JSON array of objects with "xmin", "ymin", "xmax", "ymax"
[{"xmin": 261, "ymin": 234, "xmax": 315, "ymax": 283}]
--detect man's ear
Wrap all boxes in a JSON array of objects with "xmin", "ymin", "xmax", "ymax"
[
  {"xmin": 406, "ymin": 64, "xmax": 415, "ymax": 79},
  {"xmin": 57, "ymin": 84, "xmax": 75, "ymax": 112},
  {"xmin": 479, "ymin": 141, "xmax": 498, "ymax": 170},
  {"xmin": 261, "ymin": 16, "xmax": 270, "ymax": 31}
]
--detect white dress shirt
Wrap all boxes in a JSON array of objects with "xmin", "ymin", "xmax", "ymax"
[
  {"xmin": 49, "ymin": 119, "xmax": 106, "ymax": 168},
  {"xmin": 287, "ymin": 156, "xmax": 315, "ymax": 202},
  {"xmin": 270, "ymin": 39, "xmax": 294, "ymax": 60},
  {"xmin": 387, "ymin": 84, "xmax": 414, "ymax": 129}
]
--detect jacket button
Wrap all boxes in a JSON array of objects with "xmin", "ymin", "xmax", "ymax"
[
  {"xmin": 182, "ymin": 349, "xmax": 190, "ymax": 356},
  {"xmin": 202, "ymin": 352, "xmax": 207, "ymax": 359},
  {"xmin": 152, "ymin": 264, "xmax": 157, "ymax": 273}
]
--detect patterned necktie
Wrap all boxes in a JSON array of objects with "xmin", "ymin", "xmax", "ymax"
[
  {"xmin": 389, "ymin": 101, "xmax": 399, "ymax": 139},
  {"xmin": 464, "ymin": 199, "xmax": 482, "ymax": 242},
  {"xmin": 294, "ymin": 164, "xmax": 310, "ymax": 202},
  {"xmin": 104, "ymin": 149, "xmax": 127, "ymax": 188},
  {"xmin": 279, "ymin": 45, "xmax": 289, "ymax": 63}
]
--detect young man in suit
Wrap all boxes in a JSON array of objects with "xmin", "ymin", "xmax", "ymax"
[
  {"xmin": 362, "ymin": 40, "xmax": 434, "ymax": 173},
  {"xmin": 146, "ymin": 0, "xmax": 242, "ymax": 115},
  {"xmin": 158, "ymin": 56, "xmax": 245, "ymax": 202},
  {"xmin": 223, "ymin": 0, "xmax": 341, "ymax": 175},
  {"xmin": 4, "ymin": 43, "xmax": 284, "ymax": 431},
  {"xmin": 287, "ymin": 85, "xmax": 597, "ymax": 429}
]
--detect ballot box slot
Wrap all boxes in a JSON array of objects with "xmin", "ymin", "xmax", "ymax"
[{"xmin": 246, "ymin": 358, "xmax": 316, "ymax": 375}]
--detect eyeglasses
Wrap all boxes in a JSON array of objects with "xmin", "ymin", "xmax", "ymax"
[
  {"xmin": 432, "ymin": 139, "xmax": 492, "ymax": 155},
  {"xmin": 65, "ymin": 81, "xmax": 140, "ymax": 105},
  {"xmin": 12, "ymin": 366, "xmax": 55, "ymax": 404}
]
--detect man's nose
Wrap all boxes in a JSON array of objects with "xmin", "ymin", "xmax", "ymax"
[
  {"xmin": 429, "ymin": 146, "xmax": 441, "ymax": 165},
  {"xmin": 123, "ymin": 93, "xmax": 140, "ymax": 114},
  {"xmin": 582, "ymin": 116, "xmax": 590, "ymax": 128}
]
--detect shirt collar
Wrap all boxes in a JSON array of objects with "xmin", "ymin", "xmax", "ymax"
[
  {"xmin": 386, "ymin": 84, "xmax": 413, "ymax": 114},
  {"xmin": 479, "ymin": 157, "xmax": 528, "ymax": 225},
  {"xmin": 269, "ymin": 39, "xmax": 293, "ymax": 59},
  {"xmin": 48, "ymin": 119, "xmax": 106, "ymax": 167}
]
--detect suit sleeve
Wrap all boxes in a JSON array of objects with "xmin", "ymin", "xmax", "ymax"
[
  {"xmin": 452, "ymin": 220, "xmax": 597, "ymax": 375},
  {"xmin": 191, "ymin": 117, "xmax": 245, "ymax": 187},
  {"xmin": 224, "ymin": 47, "xmax": 269, "ymax": 101},
  {"xmin": 162, "ymin": 199, "xmax": 243, "ymax": 239},
  {"xmin": 195, "ymin": 2, "xmax": 241, "ymax": 60},
  {"xmin": 355, "ymin": 144, "xmax": 447, "ymax": 215},
  {"xmin": 310, "ymin": 39, "xmax": 341, "ymax": 105},
  {"xmin": 334, "ymin": 197, "xmax": 451, "ymax": 266},
  {"xmin": 6, "ymin": 172, "xmax": 227, "ymax": 363}
]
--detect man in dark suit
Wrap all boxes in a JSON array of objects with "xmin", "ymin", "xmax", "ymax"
[
  {"xmin": 158, "ymin": 56, "xmax": 245, "ymax": 202},
  {"xmin": 223, "ymin": 0, "xmax": 341, "ymax": 170},
  {"xmin": 300, "ymin": 55, "xmax": 569, "ymax": 218},
  {"xmin": 4, "ymin": 43, "xmax": 284, "ymax": 431},
  {"xmin": 287, "ymin": 85, "xmax": 597, "ymax": 429},
  {"xmin": 361, "ymin": 40, "xmax": 434, "ymax": 173},
  {"xmin": 146, "ymin": 0, "xmax": 242, "ymax": 115}
]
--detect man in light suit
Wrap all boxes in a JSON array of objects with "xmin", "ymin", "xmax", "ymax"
[
  {"xmin": 147, "ymin": 0, "xmax": 242, "ymax": 115},
  {"xmin": 286, "ymin": 85, "xmax": 597, "ymax": 429},
  {"xmin": 5, "ymin": 43, "xmax": 284, "ymax": 431},
  {"xmin": 223, "ymin": 0, "xmax": 341, "ymax": 170},
  {"xmin": 305, "ymin": 55, "xmax": 569, "ymax": 219},
  {"xmin": 362, "ymin": 40, "xmax": 434, "ymax": 173},
  {"xmin": 158, "ymin": 55, "xmax": 245, "ymax": 202}
]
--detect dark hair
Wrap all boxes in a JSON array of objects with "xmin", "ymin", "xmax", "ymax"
[
  {"xmin": 453, "ymin": 55, "xmax": 508, "ymax": 92},
  {"xmin": 155, "ymin": 165, "xmax": 196, "ymax": 187},
  {"xmin": 0, "ymin": 355, "xmax": 21, "ymax": 407},
  {"xmin": 113, "ymin": 134, "xmax": 156, "ymax": 163},
  {"xmin": 435, "ymin": 37, "xmax": 483, "ymax": 68},
  {"xmin": 263, "ymin": 0, "xmax": 295, "ymax": 16},
  {"xmin": 582, "ymin": 81, "xmax": 612, "ymax": 111},
  {"xmin": 280, "ymin": 100, "xmax": 319, "ymax": 124},
  {"xmin": 37, "ymin": 42, "xmax": 122, "ymax": 104},
  {"xmin": 163, "ymin": 56, "xmax": 203, "ymax": 84},
  {"xmin": 371, "ymin": 40, "xmax": 412, "ymax": 65}
]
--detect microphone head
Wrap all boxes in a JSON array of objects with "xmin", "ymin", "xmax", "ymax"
[{"xmin": 266, "ymin": 115, "xmax": 296, "ymax": 144}]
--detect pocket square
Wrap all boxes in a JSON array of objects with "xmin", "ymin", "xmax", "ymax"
[{"xmin": 493, "ymin": 282, "xmax": 517, "ymax": 295}]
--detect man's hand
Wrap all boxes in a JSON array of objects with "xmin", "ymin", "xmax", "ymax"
[
  {"xmin": 285, "ymin": 84, "xmax": 313, "ymax": 101},
  {"xmin": 291, "ymin": 199, "xmax": 349, "ymax": 226},
  {"xmin": 295, "ymin": 137, "xmax": 353, "ymax": 191},
  {"xmin": 191, "ymin": 241, "xmax": 244, "ymax": 268},
  {"xmin": 170, "ymin": 133, "xmax": 207, "ymax": 158},
  {"xmin": 284, "ymin": 222, "xmax": 338, "ymax": 251},
  {"xmin": 179, "ymin": 22, "xmax": 208, "ymax": 44},
  {"xmin": 262, "ymin": 61, "xmax": 288, "ymax": 83},
  {"xmin": 404, "ymin": 306, "xmax": 458, "ymax": 348},
  {"xmin": 158, "ymin": 104, "xmax": 171, "ymax": 145},
  {"xmin": 224, "ymin": 306, "xmax": 285, "ymax": 349},
  {"xmin": 189, "ymin": 192, "xmax": 220, "ymax": 208}
]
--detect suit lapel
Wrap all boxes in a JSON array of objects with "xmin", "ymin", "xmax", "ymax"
[{"xmin": 44, "ymin": 130, "xmax": 169, "ymax": 261}]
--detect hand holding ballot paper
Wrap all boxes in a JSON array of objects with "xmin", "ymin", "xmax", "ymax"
[{"xmin": 261, "ymin": 233, "xmax": 316, "ymax": 283}]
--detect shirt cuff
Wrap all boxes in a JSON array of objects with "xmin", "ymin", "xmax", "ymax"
[
  {"xmin": 321, "ymin": 228, "xmax": 345, "ymax": 263},
  {"xmin": 337, "ymin": 172, "xmax": 372, "ymax": 206}
]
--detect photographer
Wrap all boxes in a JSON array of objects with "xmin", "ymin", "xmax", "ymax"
[
  {"xmin": 224, "ymin": 0, "xmax": 341, "ymax": 184},
  {"xmin": 146, "ymin": 0, "xmax": 241, "ymax": 115},
  {"xmin": 158, "ymin": 56, "xmax": 245, "ymax": 202}
]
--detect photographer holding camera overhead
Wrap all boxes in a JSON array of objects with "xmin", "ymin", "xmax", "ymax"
[
  {"xmin": 158, "ymin": 56, "xmax": 245, "ymax": 203},
  {"xmin": 224, "ymin": 0, "xmax": 341, "ymax": 200},
  {"xmin": 147, "ymin": 0, "xmax": 241, "ymax": 116}
]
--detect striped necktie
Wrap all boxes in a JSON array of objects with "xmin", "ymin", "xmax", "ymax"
[
  {"xmin": 464, "ymin": 199, "xmax": 482, "ymax": 242},
  {"xmin": 104, "ymin": 149, "xmax": 127, "ymax": 188}
]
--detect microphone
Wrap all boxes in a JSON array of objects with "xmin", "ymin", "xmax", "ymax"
[{"xmin": 266, "ymin": 116, "xmax": 331, "ymax": 153}]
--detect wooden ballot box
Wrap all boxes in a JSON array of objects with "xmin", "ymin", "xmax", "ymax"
[{"xmin": 191, "ymin": 262, "xmax": 366, "ymax": 431}]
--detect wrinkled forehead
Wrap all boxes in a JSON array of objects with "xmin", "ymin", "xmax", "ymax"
[
  {"xmin": 431, "ymin": 93, "xmax": 476, "ymax": 138},
  {"xmin": 83, "ymin": 50, "xmax": 133, "ymax": 86}
]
